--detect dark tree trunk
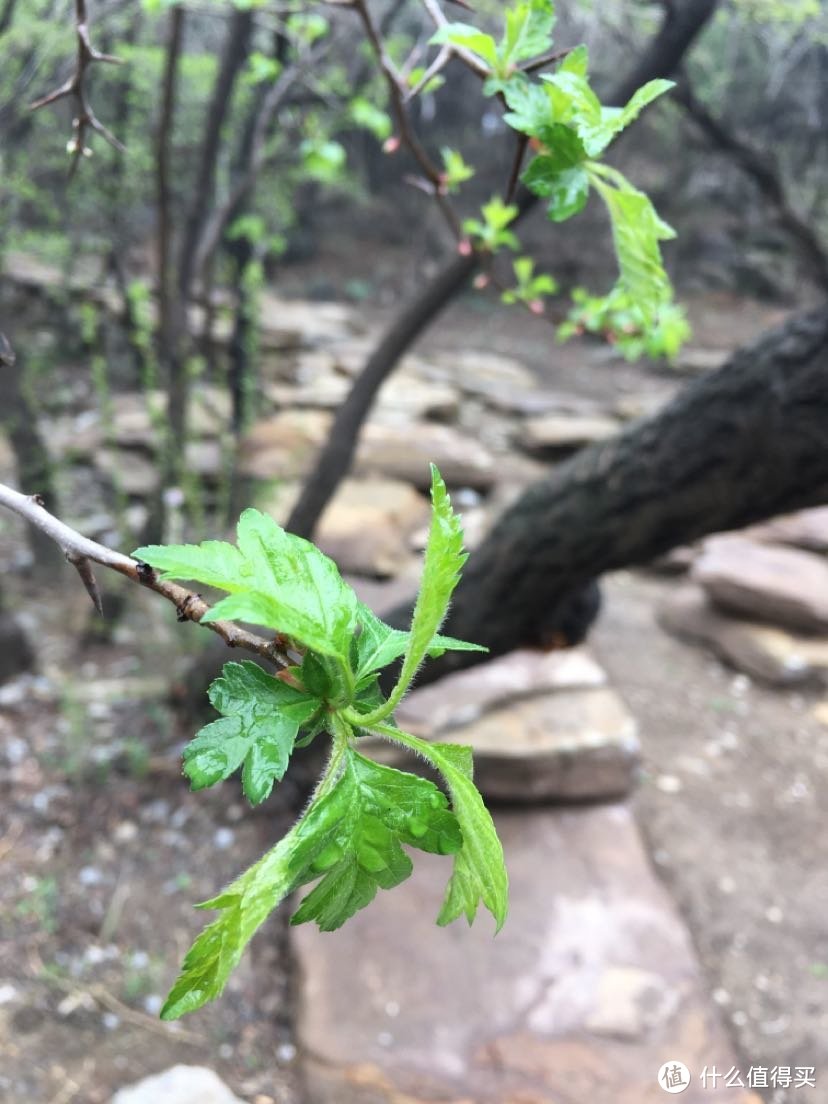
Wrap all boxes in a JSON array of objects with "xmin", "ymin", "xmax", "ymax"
[
  {"xmin": 384, "ymin": 307, "xmax": 828, "ymax": 685},
  {"xmin": 287, "ymin": 0, "xmax": 722, "ymax": 539},
  {"xmin": 0, "ymin": 331, "xmax": 61, "ymax": 572}
]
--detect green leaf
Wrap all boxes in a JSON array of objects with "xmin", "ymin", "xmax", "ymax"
[
  {"xmin": 393, "ymin": 466, "xmax": 467, "ymax": 700},
  {"xmin": 160, "ymin": 823, "xmax": 300, "ymax": 1019},
  {"xmin": 182, "ymin": 661, "xmax": 321, "ymax": 805},
  {"xmin": 558, "ymin": 43, "xmax": 588, "ymax": 77},
  {"xmin": 353, "ymin": 604, "xmax": 485, "ymax": 685},
  {"xmin": 135, "ymin": 508, "xmax": 359, "ymax": 662},
  {"xmin": 301, "ymin": 138, "xmax": 346, "ymax": 183},
  {"xmin": 430, "ymin": 22, "xmax": 499, "ymax": 68},
  {"xmin": 374, "ymin": 727, "xmax": 508, "ymax": 931},
  {"xmin": 586, "ymin": 79, "xmax": 674, "ymax": 156},
  {"xmin": 290, "ymin": 751, "xmax": 463, "ymax": 931},
  {"xmin": 539, "ymin": 70, "xmax": 603, "ymax": 151},
  {"xmin": 502, "ymin": 75, "xmax": 553, "ymax": 136},
  {"xmin": 500, "ymin": 0, "xmax": 556, "ymax": 67},
  {"xmin": 441, "ymin": 147, "xmax": 475, "ymax": 193},
  {"xmin": 161, "ymin": 749, "xmax": 463, "ymax": 1017},
  {"xmin": 349, "ymin": 97, "xmax": 392, "ymax": 142},
  {"xmin": 589, "ymin": 167, "xmax": 675, "ymax": 320},
  {"xmin": 521, "ymin": 124, "xmax": 589, "ymax": 221},
  {"xmin": 540, "ymin": 72, "xmax": 673, "ymax": 156}
]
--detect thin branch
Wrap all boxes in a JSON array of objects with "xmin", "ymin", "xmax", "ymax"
[
  {"xmin": 193, "ymin": 40, "xmax": 329, "ymax": 283},
  {"xmin": 0, "ymin": 482, "xmax": 290, "ymax": 669},
  {"xmin": 674, "ymin": 72, "xmax": 828, "ymax": 294},
  {"xmin": 352, "ymin": 0, "xmax": 463, "ymax": 239},
  {"xmin": 156, "ymin": 5, "xmax": 184, "ymax": 359},
  {"xmin": 504, "ymin": 133, "xmax": 528, "ymax": 204},
  {"xmin": 30, "ymin": 0, "xmax": 124, "ymax": 174}
]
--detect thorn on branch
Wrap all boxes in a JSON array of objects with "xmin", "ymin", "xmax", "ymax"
[{"xmin": 68, "ymin": 554, "xmax": 104, "ymax": 616}]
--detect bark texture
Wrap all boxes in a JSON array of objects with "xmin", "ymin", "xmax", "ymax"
[{"xmin": 387, "ymin": 307, "xmax": 828, "ymax": 684}]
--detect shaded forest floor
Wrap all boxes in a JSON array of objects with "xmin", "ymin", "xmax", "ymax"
[{"xmin": 1, "ymin": 285, "xmax": 825, "ymax": 1102}]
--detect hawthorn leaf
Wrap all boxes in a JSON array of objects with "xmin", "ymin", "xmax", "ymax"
[
  {"xmin": 500, "ymin": 0, "xmax": 556, "ymax": 67},
  {"xmin": 502, "ymin": 74, "xmax": 553, "ymax": 136},
  {"xmin": 353, "ymin": 603, "xmax": 485, "ymax": 685},
  {"xmin": 369, "ymin": 466, "xmax": 470, "ymax": 712},
  {"xmin": 161, "ymin": 750, "xmax": 463, "ymax": 1017},
  {"xmin": 135, "ymin": 508, "xmax": 359, "ymax": 661},
  {"xmin": 131, "ymin": 539, "xmax": 245, "ymax": 591},
  {"xmin": 590, "ymin": 168, "xmax": 675, "ymax": 320},
  {"xmin": 291, "ymin": 752, "xmax": 462, "ymax": 931},
  {"xmin": 182, "ymin": 660, "xmax": 321, "ymax": 805},
  {"xmin": 586, "ymin": 79, "xmax": 674, "ymax": 155},
  {"xmin": 430, "ymin": 22, "xmax": 499, "ymax": 68},
  {"xmin": 374, "ymin": 727, "xmax": 509, "ymax": 931}
]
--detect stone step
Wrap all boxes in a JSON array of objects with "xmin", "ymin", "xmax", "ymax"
[{"xmin": 292, "ymin": 805, "xmax": 760, "ymax": 1104}]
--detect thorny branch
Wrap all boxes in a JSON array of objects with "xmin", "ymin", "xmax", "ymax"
[
  {"xmin": 30, "ymin": 0, "xmax": 124, "ymax": 175},
  {"xmin": 0, "ymin": 481, "xmax": 291, "ymax": 668},
  {"xmin": 350, "ymin": 0, "xmax": 463, "ymax": 239}
]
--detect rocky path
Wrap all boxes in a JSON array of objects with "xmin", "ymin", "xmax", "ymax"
[{"xmin": 2, "ymin": 275, "xmax": 825, "ymax": 1102}]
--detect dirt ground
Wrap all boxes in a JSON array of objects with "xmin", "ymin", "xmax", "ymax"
[{"xmin": 0, "ymin": 287, "xmax": 824, "ymax": 1103}]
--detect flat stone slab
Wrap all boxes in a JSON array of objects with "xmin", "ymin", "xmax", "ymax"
[
  {"xmin": 395, "ymin": 647, "xmax": 607, "ymax": 735},
  {"xmin": 659, "ymin": 584, "xmax": 828, "ymax": 686},
  {"xmin": 693, "ymin": 536, "xmax": 828, "ymax": 634},
  {"xmin": 294, "ymin": 805, "xmax": 760, "ymax": 1104},
  {"xmin": 743, "ymin": 506, "xmax": 828, "ymax": 554},
  {"xmin": 111, "ymin": 1066, "xmax": 243, "ymax": 1104},
  {"xmin": 355, "ymin": 422, "xmax": 497, "ymax": 491},
  {"xmin": 520, "ymin": 414, "xmax": 620, "ymax": 456}
]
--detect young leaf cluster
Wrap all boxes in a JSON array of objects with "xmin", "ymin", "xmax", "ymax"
[
  {"xmin": 133, "ymin": 465, "xmax": 505, "ymax": 1020},
  {"xmin": 432, "ymin": 1, "xmax": 681, "ymax": 331},
  {"xmin": 558, "ymin": 285, "xmax": 692, "ymax": 363}
]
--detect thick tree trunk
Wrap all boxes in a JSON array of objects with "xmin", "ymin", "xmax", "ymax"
[
  {"xmin": 386, "ymin": 307, "xmax": 828, "ymax": 685},
  {"xmin": 287, "ymin": 0, "xmax": 721, "ymax": 539}
]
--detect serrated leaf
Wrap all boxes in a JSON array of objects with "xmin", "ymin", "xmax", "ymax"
[
  {"xmin": 374, "ymin": 728, "xmax": 508, "ymax": 931},
  {"xmin": 184, "ymin": 661, "xmax": 321, "ymax": 804},
  {"xmin": 353, "ymin": 603, "xmax": 486, "ymax": 685},
  {"xmin": 558, "ymin": 43, "xmax": 588, "ymax": 77},
  {"xmin": 501, "ymin": 0, "xmax": 556, "ymax": 67},
  {"xmin": 587, "ymin": 79, "xmax": 674, "ymax": 155},
  {"xmin": 521, "ymin": 124, "xmax": 589, "ymax": 221},
  {"xmin": 161, "ymin": 749, "xmax": 463, "ymax": 1017},
  {"xmin": 291, "ymin": 752, "xmax": 462, "ymax": 931},
  {"xmin": 135, "ymin": 508, "xmax": 359, "ymax": 662},
  {"xmin": 502, "ymin": 74, "xmax": 553, "ymax": 136},
  {"xmin": 391, "ymin": 466, "xmax": 467, "ymax": 702},
  {"xmin": 589, "ymin": 169, "xmax": 675, "ymax": 320}
]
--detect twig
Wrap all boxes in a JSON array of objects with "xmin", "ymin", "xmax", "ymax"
[
  {"xmin": 30, "ymin": 0, "xmax": 124, "ymax": 175},
  {"xmin": 504, "ymin": 133, "xmax": 528, "ymax": 204},
  {"xmin": 193, "ymin": 40, "xmax": 329, "ymax": 282},
  {"xmin": 352, "ymin": 0, "xmax": 463, "ymax": 239},
  {"xmin": 0, "ymin": 481, "xmax": 290, "ymax": 670},
  {"xmin": 29, "ymin": 950, "xmax": 203, "ymax": 1045}
]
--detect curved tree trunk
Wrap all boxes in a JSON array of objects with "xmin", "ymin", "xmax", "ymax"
[
  {"xmin": 287, "ymin": 0, "xmax": 721, "ymax": 539},
  {"xmin": 384, "ymin": 307, "xmax": 828, "ymax": 685}
]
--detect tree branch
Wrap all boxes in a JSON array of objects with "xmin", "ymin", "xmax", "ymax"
[
  {"xmin": 30, "ymin": 0, "xmax": 124, "ymax": 175},
  {"xmin": 288, "ymin": 0, "xmax": 722, "ymax": 540},
  {"xmin": 674, "ymin": 72, "xmax": 828, "ymax": 294},
  {"xmin": 0, "ymin": 482, "xmax": 290, "ymax": 669}
]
